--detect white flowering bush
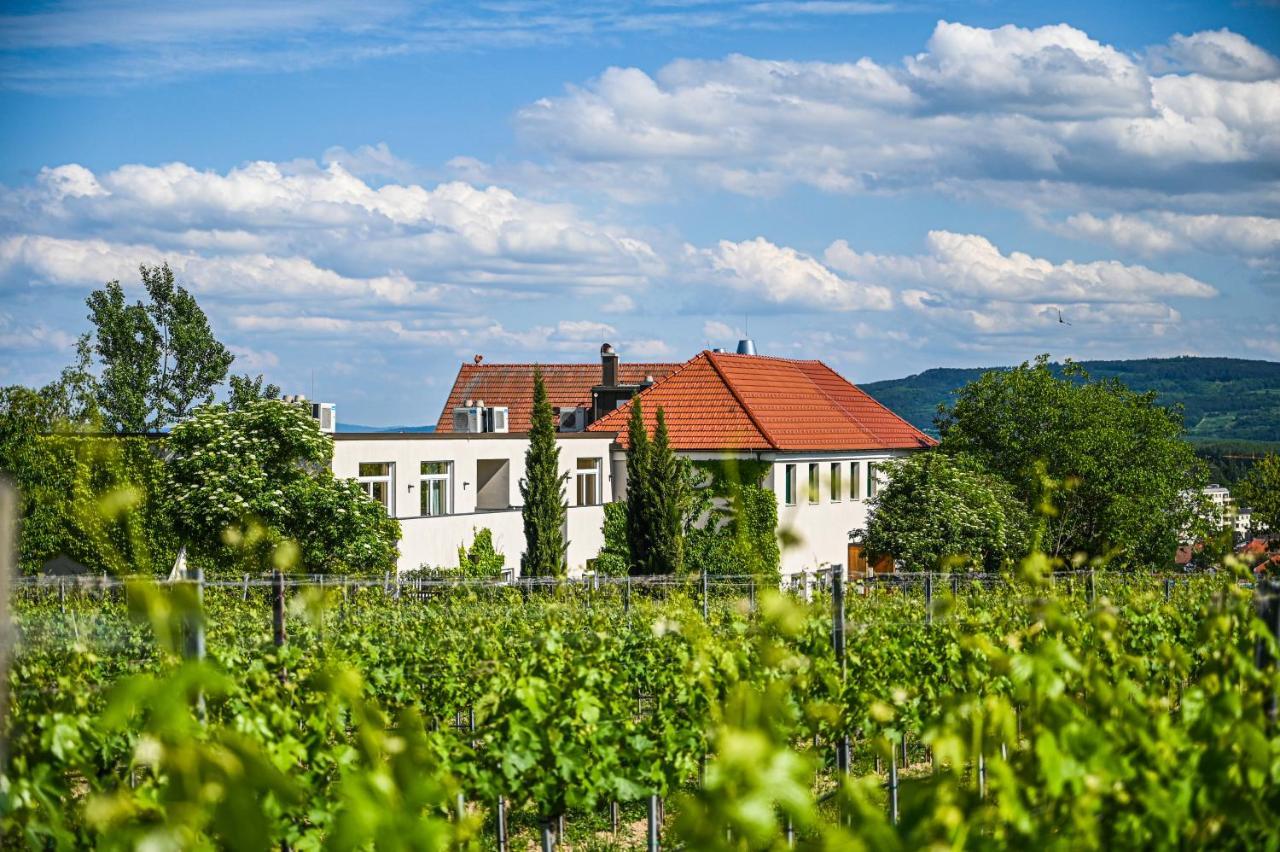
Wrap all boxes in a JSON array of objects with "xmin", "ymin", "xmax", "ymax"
[{"xmin": 166, "ymin": 400, "xmax": 399, "ymax": 576}]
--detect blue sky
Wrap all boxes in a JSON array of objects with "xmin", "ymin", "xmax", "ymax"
[{"xmin": 2, "ymin": 1, "xmax": 1278, "ymax": 425}]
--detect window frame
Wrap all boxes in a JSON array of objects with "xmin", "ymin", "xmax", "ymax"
[
  {"xmin": 784, "ymin": 463, "xmax": 797, "ymax": 506},
  {"xmin": 850, "ymin": 461, "xmax": 862, "ymax": 501},
  {"xmin": 575, "ymin": 457, "xmax": 602, "ymax": 507},
  {"xmin": 808, "ymin": 463, "xmax": 820, "ymax": 504},
  {"xmin": 357, "ymin": 461, "xmax": 395, "ymax": 516},
  {"xmin": 830, "ymin": 461, "xmax": 842, "ymax": 503},
  {"xmin": 419, "ymin": 460, "xmax": 451, "ymax": 517}
]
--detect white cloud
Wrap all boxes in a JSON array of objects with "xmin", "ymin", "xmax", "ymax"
[
  {"xmin": 600, "ymin": 293, "xmax": 636, "ymax": 313},
  {"xmin": 512, "ymin": 22, "xmax": 1280, "ymax": 211},
  {"xmin": 695, "ymin": 237, "xmax": 893, "ymax": 311},
  {"xmin": 1060, "ymin": 212, "xmax": 1280, "ymax": 258},
  {"xmin": 0, "ymin": 312, "xmax": 76, "ymax": 353},
  {"xmin": 1148, "ymin": 29, "xmax": 1280, "ymax": 82},
  {"xmin": 702, "ymin": 320, "xmax": 739, "ymax": 341},
  {"xmin": 825, "ymin": 231, "xmax": 1216, "ymax": 304}
]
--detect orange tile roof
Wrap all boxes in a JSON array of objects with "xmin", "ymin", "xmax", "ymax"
[
  {"xmin": 587, "ymin": 351, "xmax": 937, "ymax": 452},
  {"xmin": 435, "ymin": 362, "xmax": 680, "ymax": 433}
]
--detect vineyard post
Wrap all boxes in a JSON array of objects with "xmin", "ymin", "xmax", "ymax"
[
  {"xmin": 1165, "ymin": 578, "xmax": 1173, "ymax": 602},
  {"xmin": 832, "ymin": 564, "xmax": 850, "ymax": 775},
  {"xmin": 978, "ymin": 752, "xmax": 986, "ymax": 799},
  {"xmin": 647, "ymin": 794, "xmax": 660, "ymax": 852},
  {"xmin": 272, "ymin": 569, "xmax": 287, "ymax": 683},
  {"xmin": 496, "ymin": 797, "xmax": 509, "ymax": 851},
  {"xmin": 610, "ymin": 801, "xmax": 619, "ymax": 834},
  {"xmin": 924, "ymin": 573, "xmax": 933, "ymax": 626},
  {"xmin": 951, "ymin": 573, "xmax": 959, "ymax": 598},
  {"xmin": 888, "ymin": 739, "xmax": 899, "ymax": 824},
  {"xmin": 59, "ymin": 578, "xmax": 65, "ymax": 614},
  {"xmin": 1255, "ymin": 579, "xmax": 1280, "ymax": 726},
  {"xmin": 701, "ymin": 567, "xmax": 708, "ymax": 620},
  {"xmin": 241, "ymin": 573, "xmax": 249, "ymax": 601},
  {"xmin": 624, "ymin": 577, "xmax": 631, "ymax": 614},
  {"xmin": 541, "ymin": 818, "xmax": 555, "ymax": 851},
  {"xmin": 184, "ymin": 558, "xmax": 207, "ymax": 720},
  {"xmin": 0, "ymin": 478, "xmax": 14, "ymax": 772},
  {"xmin": 1088, "ymin": 569, "xmax": 1096, "ymax": 606}
]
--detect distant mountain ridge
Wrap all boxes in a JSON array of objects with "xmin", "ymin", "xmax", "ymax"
[
  {"xmin": 860, "ymin": 356, "xmax": 1280, "ymax": 445},
  {"xmin": 337, "ymin": 423, "xmax": 436, "ymax": 434}
]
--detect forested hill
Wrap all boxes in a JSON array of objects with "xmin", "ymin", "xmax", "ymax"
[{"xmin": 861, "ymin": 357, "xmax": 1280, "ymax": 447}]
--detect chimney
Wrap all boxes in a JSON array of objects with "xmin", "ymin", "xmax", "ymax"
[
  {"xmin": 601, "ymin": 342, "xmax": 619, "ymax": 387},
  {"xmin": 736, "ymin": 338, "xmax": 757, "ymax": 355}
]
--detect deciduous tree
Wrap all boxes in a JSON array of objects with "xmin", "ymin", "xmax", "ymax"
[
  {"xmin": 937, "ymin": 355, "xmax": 1207, "ymax": 567},
  {"xmin": 1237, "ymin": 452, "xmax": 1280, "ymax": 539}
]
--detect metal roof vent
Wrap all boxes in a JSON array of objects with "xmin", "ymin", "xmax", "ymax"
[{"xmin": 736, "ymin": 338, "xmax": 757, "ymax": 355}]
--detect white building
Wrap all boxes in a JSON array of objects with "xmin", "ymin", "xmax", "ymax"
[{"xmin": 331, "ymin": 342, "xmax": 934, "ymax": 577}]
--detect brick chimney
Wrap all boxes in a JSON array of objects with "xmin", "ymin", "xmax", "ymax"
[{"xmin": 601, "ymin": 342, "xmax": 619, "ymax": 387}]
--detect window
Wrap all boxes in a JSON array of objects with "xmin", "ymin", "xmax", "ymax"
[
  {"xmin": 830, "ymin": 462, "xmax": 842, "ymax": 502},
  {"xmin": 358, "ymin": 462, "xmax": 394, "ymax": 515},
  {"xmin": 576, "ymin": 458, "xmax": 602, "ymax": 506},
  {"xmin": 808, "ymin": 463, "xmax": 820, "ymax": 504},
  {"xmin": 784, "ymin": 464, "xmax": 797, "ymax": 506},
  {"xmin": 850, "ymin": 462, "xmax": 862, "ymax": 501},
  {"xmin": 868, "ymin": 462, "xmax": 879, "ymax": 498},
  {"xmin": 420, "ymin": 461, "xmax": 450, "ymax": 517}
]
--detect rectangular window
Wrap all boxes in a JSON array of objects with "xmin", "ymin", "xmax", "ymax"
[
  {"xmin": 784, "ymin": 464, "xmax": 797, "ymax": 506},
  {"xmin": 808, "ymin": 463, "xmax": 820, "ymax": 504},
  {"xmin": 830, "ymin": 462, "xmax": 842, "ymax": 502},
  {"xmin": 420, "ymin": 461, "xmax": 451, "ymax": 517},
  {"xmin": 576, "ymin": 458, "xmax": 602, "ymax": 506},
  {"xmin": 358, "ymin": 462, "xmax": 394, "ymax": 515},
  {"xmin": 850, "ymin": 461, "xmax": 862, "ymax": 501},
  {"xmin": 868, "ymin": 462, "xmax": 879, "ymax": 498}
]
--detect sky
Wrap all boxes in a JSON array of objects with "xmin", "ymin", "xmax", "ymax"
[{"xmin": 1, "ymin": 1, "xmax": 1278, "ymax": 425}]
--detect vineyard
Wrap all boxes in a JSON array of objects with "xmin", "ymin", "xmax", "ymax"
[{"xmin": 3, "ymin": 566, "xmax": 1280, "ymax": 850}]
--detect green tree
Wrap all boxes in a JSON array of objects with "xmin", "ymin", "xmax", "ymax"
[
  {"xmin": 864, "ymin": 452, "xmax": 1032, "ymax": 572},
  {"xmin": 85, "ymin": 263, "xmax": 233, "ymax": 432},
  {"xmin": 593, "ymin": 501, "xmax": 630, "ymax": 577},
  {"xmin": 647, "ymin": 407, "xmax": 690, "ymax": 574},
  {"xmin": 624, "ymin": 397, "xmax": 652, "ymax": 573},
  {"xmin": 166, "ymin": 399, "xmax": 399, "ymax": 576},
  {"xmin": 937, "ymin": 355, "xmax": 1207, "ymax": 567},
  {"xmin": 519, "ymin": 369, "xmax": 568, "ymax": 577},
  {"xmin": 455, "ymin": 527, "xmax": 506, "ymax": 578},
  {"xmin": 228, "ymin": 373, "xmax": 282, "ymax": 410},
  {"xmin": 1236, "ymin": 452, "xmax": 1280, "ymax": 539}
]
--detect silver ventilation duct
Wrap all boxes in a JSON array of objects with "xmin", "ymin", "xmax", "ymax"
[{"xmin": 736, "ymin": 338, "xmax": 757, "ymax": 355}]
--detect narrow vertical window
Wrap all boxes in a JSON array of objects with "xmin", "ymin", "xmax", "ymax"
[
  {"xmin": 830, "ymin": 462, "xmax": 842, "ymax": 502},
  {"xmin": 868, "ymin": 462, "xmax": 879, "ymax": 498},
  {"xmin": 420, "ymin": 461, "xmax": 451, "ymax": 517},
  {"xmin": 358, "ymin": 462, "xmax": 394, "ymax": 516},
  {"xmin": 784, "ymin": 464, "xmax": 796, "ymax": 506},
  {"xmin": 850, "ymin": 461, "xmax": 862, "ymax": 501},
  {"xmin": 576, "ymin": 458, "xmax": 602, "ymax": 506},
  {"xmin": 808, "ymin": 463, "xmax": 820, "ymax": 504}
]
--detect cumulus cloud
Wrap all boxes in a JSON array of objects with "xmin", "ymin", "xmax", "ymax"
[
  {"xmin": 0, "ymin": 156, "xmax": 665, "ymax": 302},
  {"xmin": 513, "ymin": 21, "xmax": 1280, "ymax": 210},
  {"xmin": 694, "ymin": 237, "xmax": 893, "ymax": 312},
  {"xmin": 1060, "ymin": 212, "xmax": 1280, "ymax": 258},
  {"xmin": 1148, "ymin": 29, "xmax": 1280, "ymax": 81},
  {"xmin": 822, "ymin": 230, "xmax": 1216, "ymax": 337}
]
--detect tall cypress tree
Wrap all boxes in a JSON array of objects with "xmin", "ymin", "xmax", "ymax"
[
  {"xmin": 648, "ymin": 407, "xmax": 689, "ymax": 574},
  {"xmin": 625, "ymin": 397, "xmax": 652, "ymax": 575},
  {"xmin": 520, "ymin": 368, "xmax": 568, "ymax": 577}
]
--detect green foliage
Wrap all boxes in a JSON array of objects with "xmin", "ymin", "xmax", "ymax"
[
  {"xmin": 863, "ymin": 355, "xmax": 1280, "ymax": 444},
  {"xmin": 1237, "ymin": 451, "xmax": 1280, "ymax": 535},
  {"xmin": 646, "ymin": 408, "xmax": 690, "ymax": 575},
  {"xmin": 227, "ymin": 373, "xmax": 282, "ymax": 411},
  {"xmin": 166, "ymin": 400, "xmax": 399, "ymax": 576},
  {"xmin": 84, "ymin": 263, "xmax": 234, "ymax": 432},
  {"xmin": 519, "ymin": 368, "xmax": 567, "ymax": 577},
  {"xmin": 625, "ymin": 397, "xmax": 652, "ymax": 573},
  {"xmin": 685, "ymin": 459, "xmax": 781, "ymax": 582},
  {"xmin": 865, "ymin": 452, "xmax": 1032, "ymax": 571},
  {"xmin": 938, "ymin": 355, "xmax": 1207, "ymax": 567},
  {"xmin": 455, "ymin": 528, "xmax": 506, "ymax": 578},
  {"xmin": 593, "ymin": 501, "xmax": 630, "ymax": 577}
]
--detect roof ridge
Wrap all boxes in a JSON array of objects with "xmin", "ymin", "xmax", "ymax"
[
  {"xmin": 460, "ymin": 361, "xmax": 682, "ymax": 369},
  {"xmin": 809, "ymin": 361, "xmax": 934, "ymax": 445},
  {"xmin": 705, "ymin": 351, "xmax": 782, "ymax": 451}
]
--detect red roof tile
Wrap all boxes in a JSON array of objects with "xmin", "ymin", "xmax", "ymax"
[
  {"xmin": 435, "ymin": 362, "xmax": 680, "ymax": 433},
  {"xmin": 588, "ymin": 351, "xmax": 937, "ymax": 452}
]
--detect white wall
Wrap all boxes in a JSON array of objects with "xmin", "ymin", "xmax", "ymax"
[{"xmin": 332, "ymin": 433, "xmax": 615, "ymax": 574}]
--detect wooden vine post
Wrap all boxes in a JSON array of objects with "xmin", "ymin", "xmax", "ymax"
[{"xmin": 273, "ymin": 569, "xmax": 287, "ymax": 683}]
